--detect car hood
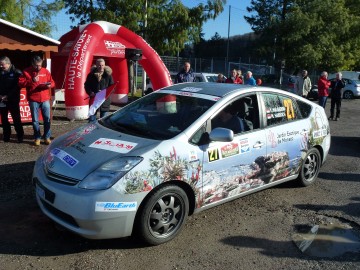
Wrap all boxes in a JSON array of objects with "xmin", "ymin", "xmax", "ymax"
[{"xmin": 43, "ymin": 122, "xmax": 161, "ymax": 181}]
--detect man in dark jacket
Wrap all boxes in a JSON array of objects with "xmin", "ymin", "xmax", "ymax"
[
  {"xmin": 84, "ymin": 58, "xmax": 114, "ymax": 122},
  {"xmin": 329, "ymin": 72, "xmax": 346, "ymax": 121},
  {"xmin": 175, "ymin": 62, "xmax": 196, "ymax": 83},
  {"xmin": 0, "ymin": 56, "xmax": 24, "ymax": 142}
]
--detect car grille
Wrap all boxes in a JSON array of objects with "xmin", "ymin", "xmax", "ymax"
[
  {"xmin": 39, "ymin": 197, "xmax": 79, "ymax": 228},
  {"xmin": 46, "ymin": 169, "xmax": 80, "ymax": 186}
]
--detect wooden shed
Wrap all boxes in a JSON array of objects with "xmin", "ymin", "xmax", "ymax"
[{"xmin": 0, "ymin": 18, "xmax": 60, "ymax": 71}]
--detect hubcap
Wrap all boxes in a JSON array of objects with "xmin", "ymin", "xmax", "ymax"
[{"xmin": 149, "ymin": 194, "xmax": 184, "ymax": 238}]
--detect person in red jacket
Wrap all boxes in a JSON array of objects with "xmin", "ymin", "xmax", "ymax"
[
  {"xmin": 19, "ymin": 56, "xmax": 55, "ymax": 146},
  {"xmin": 225, "ymin": 69, "xmax": 243, "ymax": 84},
  {"xmin": 317, "ymin": 71, "xmax": 331, "ymax": 109}
]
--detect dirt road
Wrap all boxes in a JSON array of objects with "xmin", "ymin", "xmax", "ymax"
[{"xmin": 0, "ymin": 100, "xmax": 359, "ymax": 270}]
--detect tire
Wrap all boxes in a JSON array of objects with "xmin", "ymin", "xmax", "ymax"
[
  {"xmin": 135, "ymin": 185, "xmax": 189, "ymax": 245},
  {"xmin": 297, "ymin": 148, "xmax": 321, "ymax": 187},
  {"xmin": 343, "ymin": 90, "xmax": 354, "ymax": 100}
]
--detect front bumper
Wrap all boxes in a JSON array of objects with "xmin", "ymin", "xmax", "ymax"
[{"xmin": 33, "ymin": 157, "xmax": 147, "ymax": 239}]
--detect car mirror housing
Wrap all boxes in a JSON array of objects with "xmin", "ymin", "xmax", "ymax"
[{"xmin": 209, "ymin": 128, "xmax": 234, "ymax": 142}]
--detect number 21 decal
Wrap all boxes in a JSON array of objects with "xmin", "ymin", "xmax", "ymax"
[{"xmin": 208, "ymin": 148, "xmax": 219, "ymax": 162}]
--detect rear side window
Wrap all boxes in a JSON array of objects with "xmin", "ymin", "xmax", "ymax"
[
  {"xmin": 296, "ymin": 99, "xmax": 312, "ymax": 118},
  {"xmin": 262, "ymin": 93, "xmax": 300, "ymax": 126}
]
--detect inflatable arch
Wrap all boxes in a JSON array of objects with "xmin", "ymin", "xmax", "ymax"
[{"xmin": 53, "ymin": 21, "xmax": 172, "ymax": 120}]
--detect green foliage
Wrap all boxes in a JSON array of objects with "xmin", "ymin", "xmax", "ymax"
[
  {"xmin": 63, "ymin": 0, "xmax": 226, "ymax": 55},
  {"xmin": 245, "ymin": 0, "xmax": 360, "ymax": 72},
  {"xmin": 0, "ymin": 0, "xmax": 64, "ymax": 37}
]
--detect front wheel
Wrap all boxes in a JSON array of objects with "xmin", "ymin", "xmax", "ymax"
[
  {"xmin": 297, "ymin": 148, "xmax": 321, "ymax": 187},
  {"xmin": 135, "ymin": 185, "xmax": 189, "ymax": 245},
  {"xmin": 343, "ymin": 90, "xmax": 354, "ymax": 99}
]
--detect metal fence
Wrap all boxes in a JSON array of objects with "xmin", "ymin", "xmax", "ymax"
[{"xmin": 137, "ymin": 56, "xmax": 274, "ymax": 77}]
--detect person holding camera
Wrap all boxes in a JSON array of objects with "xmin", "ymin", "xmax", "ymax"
[{"xmin": 19, "ymin": 56, "xmax": 55, "ymax": 146}]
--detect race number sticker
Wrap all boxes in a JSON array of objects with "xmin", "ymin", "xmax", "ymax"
[{"xmin": 208, "ymin": 148, "xmax": 220, "ymax": 162}]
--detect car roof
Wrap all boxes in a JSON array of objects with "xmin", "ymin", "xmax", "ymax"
[{"xmin": 159, "ymin": 82, "xmax": 254, "ymax": 98}]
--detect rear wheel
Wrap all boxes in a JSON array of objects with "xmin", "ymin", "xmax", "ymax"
[
  {"xmin": 135, "ymin": 185, "xmax": 189, "ymax": 245},
  {"xmin": 343, "ymin": 90, "xmax": 354, "ymax": 99},
  {"xmin": 297, "ymin": 148, "xmax": 321, "ymax": 187}
]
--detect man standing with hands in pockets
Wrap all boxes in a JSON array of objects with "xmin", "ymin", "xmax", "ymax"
[{"xmin": 19, "ymin": 56, "xmax": 55, "ymax": 146}]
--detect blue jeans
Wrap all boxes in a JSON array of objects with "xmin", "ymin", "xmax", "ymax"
[
  {"xmin": 29, "ymin": 100, "xmax": 51, "ymax": 140},
  {"xmin": 318, "ymin": 96, "xmax": 328, "ymax": 109}
]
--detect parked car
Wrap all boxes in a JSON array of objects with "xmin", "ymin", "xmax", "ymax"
[
  {"xmin": 307, "ymin": 85, "xmax": 319, "ymax": 101},
  {"xmin": 33, "ymin": 82, "xmax": 331, "ymax": 245},
  {"xmin": 145, "ymin": 72, "xmax": 225, "ymax": 94},
  {"xmin": 328, "ymin": 77, "xmax": 360, "ymax": 99}
]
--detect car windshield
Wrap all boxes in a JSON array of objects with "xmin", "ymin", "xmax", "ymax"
[
  {"xmin": 205, "ymin": 75, "xmax": 219, "ymax": 82},
  {"xmin": 101, "ymin": 92, "xmax": 216, "ymax": 140}
]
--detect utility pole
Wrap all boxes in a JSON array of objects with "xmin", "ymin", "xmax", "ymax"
[
  {"xmin": 226, "ymin": 5, "xmax": 231, "ymax": 75},
  {"xmin": 142, "ymin": 0, "xmax": 148, "ymax": 96}
]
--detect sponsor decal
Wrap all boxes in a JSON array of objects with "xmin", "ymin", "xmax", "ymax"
[
  {"xmin": 239, "ymin": 138, "xmax": 250, "ymax": 153},
  {"xmin": 276, "ymin": 130, "xmax": 300, "ymax": 144},
  {"xmin": 104, "ymin": 40, "xmax": 125, "ymax": 55},
  {"xmin": 64, "ymin": 124, "xmax": 96, "ymax": 147},
  {"xmin": 208, "ymin": 147, "xmax": 220, "ymax": 162},
  {"xmin": 51, "ymin": 148, "xmax": 79, "ymax": 168},
  {"xmin": 89, "ymin": 138, "xmax": 137, "ymax": 153},
  {"xmin": 181, "ymin": 87, "xmax": 202, "ymax": 92},
  {"xmin": 189, "ymin": 150, "xmax": 198, "ymax": 161},
  {"xmin": 221, "ymin": 142, "xmax": 239, "ymax": 158},
  {"xmin": 313, "ymin": 128, "xmax": 327, "ymax": 138},
  {"xmin": 95, "ymin": 201, "xmax": 137, "ymax": 212}
]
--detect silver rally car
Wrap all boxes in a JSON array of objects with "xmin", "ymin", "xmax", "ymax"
[{"xmin": 33, "ymin": 82, "xmax": 331, "ymax": 245}]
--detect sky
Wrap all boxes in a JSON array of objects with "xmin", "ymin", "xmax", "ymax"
[{"xmin": 51, "ymin": 0, "xmax": 253, "ymax": 40}]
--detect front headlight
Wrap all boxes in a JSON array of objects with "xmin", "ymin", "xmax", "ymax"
[{"xmin": 79, "ymin": 157, "xmax": 143, "ymax": 190}]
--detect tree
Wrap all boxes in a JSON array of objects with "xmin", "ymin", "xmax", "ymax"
[
  {"xmin": 0, "ymin": 0, "xmax": 64, "ymax": 37},
  {"xmin": 244, "ymin": 0, "xmax": 360, "ymax": 72},
  {"xmin": 63, "ymin": 0, "xmax": 226, "ymax": 55}
]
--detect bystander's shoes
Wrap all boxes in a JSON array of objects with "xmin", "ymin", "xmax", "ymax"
[
  {"xmin": 44, "ymin": 138, "xmax": 51, "ymax": 145},
  {"xmin": 34, "ymin": 139, "xmax": 40, "ymax": 146}
]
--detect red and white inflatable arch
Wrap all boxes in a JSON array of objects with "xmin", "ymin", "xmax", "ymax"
[{"xmin": 53, "ymin": 21, "xmax": 172, "ymax": 120}]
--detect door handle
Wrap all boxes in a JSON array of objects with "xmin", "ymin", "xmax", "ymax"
[{"xmin": 253, "ymin": 141, "xmax": 265, "ymax": 148}]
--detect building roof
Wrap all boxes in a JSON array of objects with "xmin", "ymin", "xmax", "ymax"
[{"xmin": 0, "ymin": 18, "xmax": 60, "ymax": 52}]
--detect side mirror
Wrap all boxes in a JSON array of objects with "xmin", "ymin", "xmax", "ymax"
[{"xmin": 209, "ymin": 128, "xmax": 234, "ymax": 142}]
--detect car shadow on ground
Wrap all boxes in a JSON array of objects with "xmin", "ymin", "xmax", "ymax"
[{"xmin": 329, "ymin": 136, "xmax": 360, "ymax": 158}]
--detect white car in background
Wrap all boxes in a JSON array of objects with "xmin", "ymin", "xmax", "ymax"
[{"xmin": 145, "ymin": 72, "xmax": 223, "ymax": 94}]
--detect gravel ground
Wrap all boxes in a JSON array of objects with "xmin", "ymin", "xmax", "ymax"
[{"xmin": 0, "ymin": 99, "xmax": 359, "ymax": 270}]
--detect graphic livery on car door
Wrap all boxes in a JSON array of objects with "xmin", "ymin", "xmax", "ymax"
[
  {"xmin": 262, "ymin": 92, "xmax": 308, "ymax": 179},
  {"xmin": 200, "ymin": 95, "xmax": 269, "ymax": 206}
]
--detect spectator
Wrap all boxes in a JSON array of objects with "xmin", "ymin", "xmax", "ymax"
[
  {"xmin": 175, "ymin": 61, "xmax": 195, "ymax": 83},
  {"xmin": 216, "ymin": 73, "xmax": 225, "ymax": 83},
  {"xmin": 0, "ymin": 56, "xmax": 24, "ymax": 143},
  {"xmin": 317, "ymin": 71, "xmax": 331, "ymax": 109},
  {"xmin": 225, "ymin": 69, "xmax": 243, "ymax": 84},
  {"xmin": 329, "ymin": 72, "xmax": 345, "ymax": 121},
  {"xmin": 237, "ymin": 70, "xmax": 244, "ymax": 83},
  {"xmin": 244, "ymin": 71, "xmax": 256, "ymax": 85},
  {"xmin": 19, "ymin": 56, "xmax": 55, "ymax": 146},
  {"xmin": 85, "ymin": 58, "xmax": 114, "ymax": 123},
  {"xmin": 295, "ymin": 69, "xmax": 312, "ymax": 97}
]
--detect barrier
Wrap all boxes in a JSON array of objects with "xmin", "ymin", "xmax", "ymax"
[{"xmin": 54, "ymin": 21, "xmax": 172, "ymax": 120}]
